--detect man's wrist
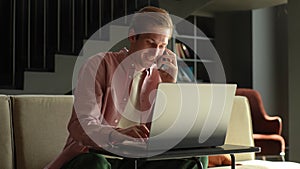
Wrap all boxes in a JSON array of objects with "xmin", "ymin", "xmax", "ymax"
[
  {"xmin": 108, "ymin": 130, "xmax": 114, "ymax": 144},
  {"xmin": 108, "ymin": 128, "xmax": 122, "ymax": 145}
]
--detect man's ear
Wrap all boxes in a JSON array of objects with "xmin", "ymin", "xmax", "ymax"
[
  {"xmin": 128, "ymin": 28, "xmax": 135, "ymax": 37},
  {"xmin": 128, "ymin": 28, "xmax": 136, "ymax": 42}
]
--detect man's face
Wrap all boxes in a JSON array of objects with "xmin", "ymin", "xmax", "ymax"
[{"xmin": 129, "ymin": 33, "xmax": 169, "ymax": 71}]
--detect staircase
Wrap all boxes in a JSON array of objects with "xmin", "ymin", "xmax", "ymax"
[
  {"xmin": 0, "ymin": 25, "xmax": 129, "ymax": 94},
  {"xmin": 0, "ymin": 0, "xmax": 160, "ymax": 93}
]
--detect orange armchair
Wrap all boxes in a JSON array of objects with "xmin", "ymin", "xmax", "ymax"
[{"xmin": 236, "ymin": 88, "xmax": 286, "ymax": 161}]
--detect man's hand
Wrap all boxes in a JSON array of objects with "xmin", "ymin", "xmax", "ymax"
[
  {"xmin": 208, "ymin": 155, "xmax": 231, "ymax": 167},
  {"xmin": 109, "ymin": 124, "xmax": 149, "ymax": 144},
  {"xmin": 157, "ymin": 49, "xmax": 178, "ymax": 83}
]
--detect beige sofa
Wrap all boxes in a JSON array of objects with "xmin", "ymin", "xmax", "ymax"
[
  {"xmin": 0, "ymin": 95, "xmax": 74, "ymax": 169},
  {"xmin": 1, "ymin": 94, "xmax": 298, "ymax": 169}
]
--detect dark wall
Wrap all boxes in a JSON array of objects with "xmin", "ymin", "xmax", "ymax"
[
  {"xmin": 215, "ymin": 11, "xmax": 252, "ymax": 88},
  {"xmin": 0, "ymin": 0, "xmax": 158, "ymax": 89}
]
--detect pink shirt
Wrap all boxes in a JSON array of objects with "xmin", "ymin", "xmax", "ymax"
[{"xmin": 45, "ymin": 49, "xmax": 162, "ymax": 169}]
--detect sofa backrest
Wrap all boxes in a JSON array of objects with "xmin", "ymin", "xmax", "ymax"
[
  {"xmin": 225, "ymin": 95, "xmax": 255, "ymax": 161},
  {"xmin": 0, "ymin": 95, "xmax": 14, "ymax": 169},
  {"xmin": 11, "ymin": 95, "xmax": 74, "ymax": 169}
]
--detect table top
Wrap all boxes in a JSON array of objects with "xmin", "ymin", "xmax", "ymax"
[
  {"xmin": 148, "ymin": 144, "xmax": 260, "ymax": 160},
  {"xmin": 90, "ymin": 144, "xmax": 260, "ymax": 160}
]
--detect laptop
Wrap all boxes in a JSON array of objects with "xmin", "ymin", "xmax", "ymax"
[{"xmin": 115, "ymin": 83, "xmax": 237, "ymax": 153}]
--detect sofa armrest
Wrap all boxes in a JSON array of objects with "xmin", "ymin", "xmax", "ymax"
[
  {"xmin": 0, "ymin": 95, "xmax": 14, "ymax": 169},
  {"xmin": 225, "ymin": 96, "xmax": 255, "ymax": 161}
]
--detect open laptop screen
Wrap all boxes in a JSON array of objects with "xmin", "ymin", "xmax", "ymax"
[{"xmin": 147, "ymin": 83, "xmax": 237, "ymax": 151}]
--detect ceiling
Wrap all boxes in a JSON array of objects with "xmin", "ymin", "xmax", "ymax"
[
  {"xmin": 196, "ymin": 0, "xmax": 287, "ymax": 13},
  {"xmin": 160, "ymin": 0, "xmax": 287, "ymax": 17}
]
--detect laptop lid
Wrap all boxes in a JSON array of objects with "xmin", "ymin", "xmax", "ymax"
[{"xmin": 147, "ymin": 83, "xmax": 237, "ymax": 151}]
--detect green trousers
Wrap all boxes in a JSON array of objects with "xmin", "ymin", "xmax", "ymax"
[{"xmin": 61, "ymin": 153, "xmax": 208, "ymax": 169}]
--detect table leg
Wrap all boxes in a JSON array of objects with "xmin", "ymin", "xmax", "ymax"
[
  {"xmin": 192, "ymin": 157, "xmax": 203, "ymax": 169},
  {"xmin": 230, "ymin": 154, "xmax": 235, "ymax": 169}
]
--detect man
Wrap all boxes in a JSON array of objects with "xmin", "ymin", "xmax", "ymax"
[{"xmin": 46, "ymin": 6, "xmax": 210, "ymax": 169}]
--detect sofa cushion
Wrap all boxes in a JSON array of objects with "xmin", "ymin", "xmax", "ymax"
[
  {"xmin": 225, "ymin": 96, "xmax": 255, "ymax": 161},
  {"xmin": 0, "ymin": 95, "xmax": 14, "ymax": 169},
  {"xmin": 12, "ymin": 95, "xmax": 74, "ymax": 169}
]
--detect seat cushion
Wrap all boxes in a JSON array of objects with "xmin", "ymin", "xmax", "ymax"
[
  {"xmin": 209, "ymin": 160, "xmax": 300, "ymax": 169},
  {"xmin": 0, "ymin": 95, "xmax": 14, "ymax": 169},
  {"xmin": 12, "ymin": 95, "xmax": 74, "ymax": 169}
]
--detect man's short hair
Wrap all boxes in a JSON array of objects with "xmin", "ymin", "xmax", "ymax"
[{"xmin": 129, "ymin": 6, "xmax": 174, "ymax": 38}]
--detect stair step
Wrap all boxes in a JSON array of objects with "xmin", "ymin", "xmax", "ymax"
[
  {"xmin": 82, "ymin": 25, "xmax": 130, "ymax": 57},
  {"xmin": 0, "ymin": 25, "xmax": 130, "ymax": 94}
]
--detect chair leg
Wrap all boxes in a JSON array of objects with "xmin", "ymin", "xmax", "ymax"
[{"xmin": 280, "ymin": 152, "xmax": 285, "ymax": 161}]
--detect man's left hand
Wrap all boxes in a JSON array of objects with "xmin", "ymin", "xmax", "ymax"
[{"xmin": 157, "ymin": 49, "xmax": 178, "ymax": 83}]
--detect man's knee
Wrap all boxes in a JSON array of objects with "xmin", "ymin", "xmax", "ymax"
[
  {"xmin": 63, "ymin": 153, "xmax": 111, "ymax": 169},
  {"xmin": 84, "ymin": 153, "xmax": 111, "ymax": 168}
]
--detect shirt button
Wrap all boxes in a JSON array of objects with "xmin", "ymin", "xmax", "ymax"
[
  {"xmin": 129, "ymin": 75, "xmax": 132, "ymax": 79},
  {"xmin": 114, "ymin": 119, "xmax": 118, "ymax": 123},
  {"xmin": 123, "ymin": 98, "xmax": 127, "ymax": 101},
  {"xmin": 131, "ymin": 63, "xmax": 135, "ymax": 67}
]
